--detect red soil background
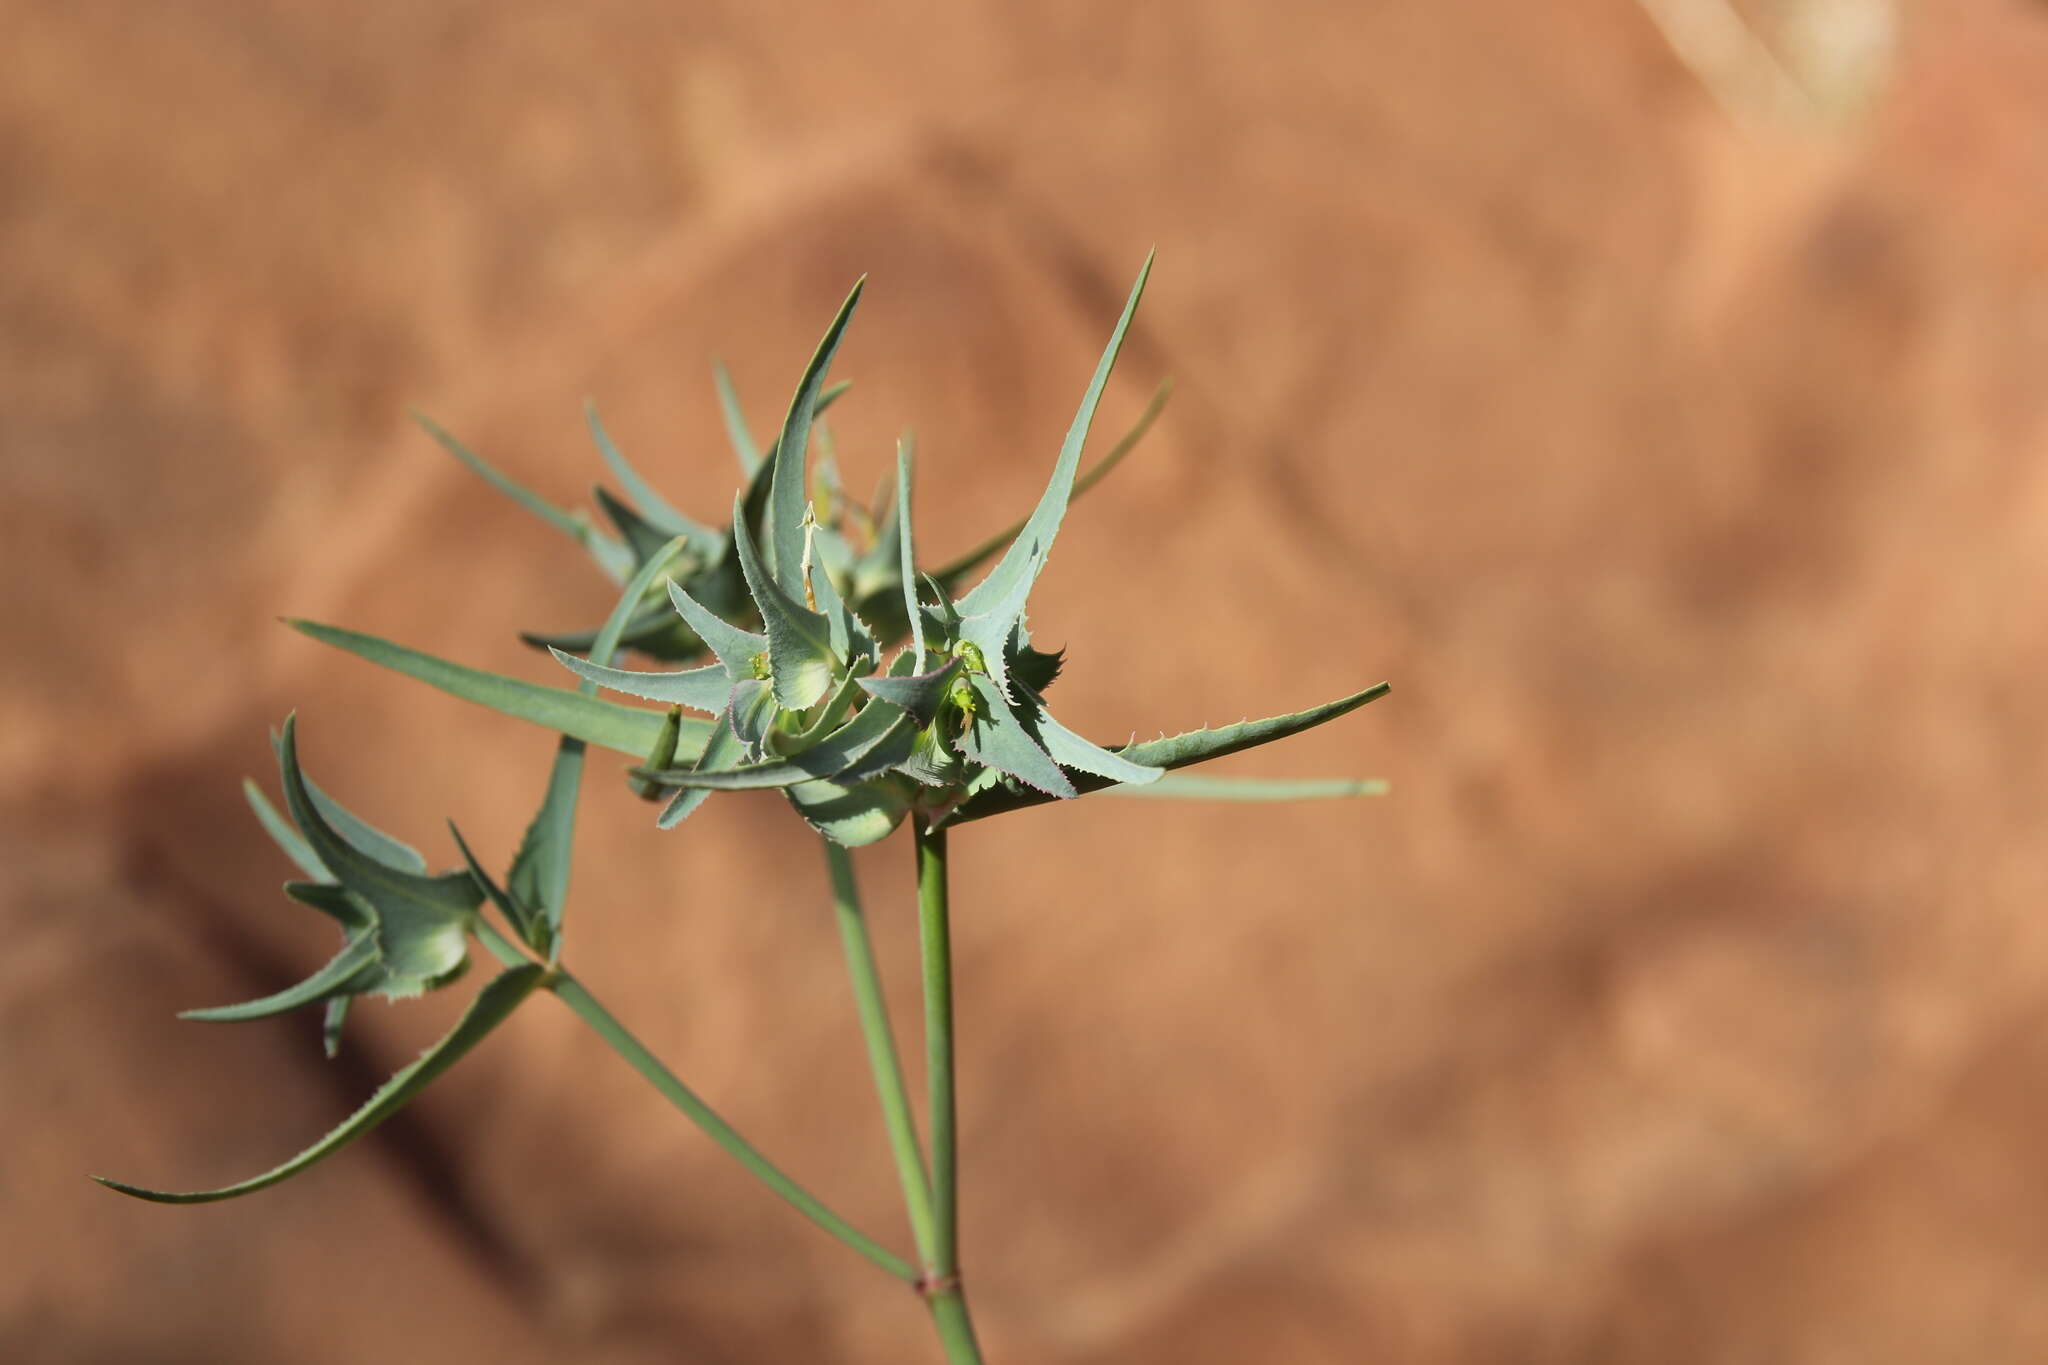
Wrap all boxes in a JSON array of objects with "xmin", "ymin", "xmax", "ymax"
[{"xmin": 7, "ymin": 2, "xmax": 2048, "ymax": 1360}]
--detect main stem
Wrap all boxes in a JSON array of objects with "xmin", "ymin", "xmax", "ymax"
[
  {"xmin": 824, "ymin": 840, "xmax": 938, "ymax": 1264},
  {"xmin": 915, "ymin": 822, "xmax": 987, "ymax": 1365},
  {"xmin": 548, "ymin": 969, "xmax": 916, "ymax": 1282}
]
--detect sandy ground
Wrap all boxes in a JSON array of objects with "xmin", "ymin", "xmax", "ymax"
[{"xmin": 7, "ymin": 1, "xmax": 2048, "ymax": 1360}]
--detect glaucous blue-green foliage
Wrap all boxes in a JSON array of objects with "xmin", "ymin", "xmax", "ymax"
[{"xmin": 98, "ymin": 255, "xmax": 1388, "ymax": 1227}]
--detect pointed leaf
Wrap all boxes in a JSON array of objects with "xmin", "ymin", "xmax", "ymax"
[
  {"xmin": 548, "ymin": 649, "xmax": 730, "ymax": 714},
  {"xmin": 767, "ymin": 280, "xmax": 864, "ymax": 590},
  {"xmin": 96, "ymin": 964, "xmax": 547, "ymax": 1204},
  {"xmin": 931, "ymin": 377, "xmax": 1173, "ymax": 590},
  {"xmin": 415, "ymin": 412, "xmax": 633, "ymax": 582},
  {"xmin": 949, "ymin": 681, "xmax": 1391, "ymax": 823},
  {"xmin": 856, "ymin": 655, "xmax": 963, "ymax": 726},
  {"xmin": 288, "ymin": 620, "xmax": 695, "ymax": 760},
  {"xmin": 895, "ymin": 438, "xmax": 925, "ymax": 668},
  {"xmin": 955, "ymin": 254, "xmax": 1151, "ymax": 617},
  {"xmin": 585, "ymin": 401, "xmax": 721, "ymax": 548},
  {"xmin": 664, "ymin": 579, "xmax": 767, "ymax": 681},
  {"xmin": 283, "ymin": 881, "xmax": 375, "ymax": 933},
  {"xmin": 179, "ymin": 936, "xmax": 382, "ymax": 1024},
  {"xmin": 244, "ymin": 779, "xmax": 326, "ymax": 880},
  {"xmin": 1108, "ymin": 774, "xmax": 1390, "ymax": 801},
  {"xmin": 450, "ymin": 821, "xmax": 535, "ymax": 946},
  {"xmin": 714, "ymin": 359, "xmax": 763, "ymax": 475}
]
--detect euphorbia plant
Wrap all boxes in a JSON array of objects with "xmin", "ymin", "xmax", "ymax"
[{"xmin": 99, "ymin": 254, "xmax": 1389, "ymax": 1364}]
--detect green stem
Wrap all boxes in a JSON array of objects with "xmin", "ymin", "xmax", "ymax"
[
  {"xmin": 548, "ymin": 969, "xmax": 916, "ymax": 1282},
  {"xmin": 825, "ymin": 840, "xmax": 939, "ymax": 1266},
  {"xmin": 916, "ymin": 821, "xmax": 987, "ymax": 1364}
]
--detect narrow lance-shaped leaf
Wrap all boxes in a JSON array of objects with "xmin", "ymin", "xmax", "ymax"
[
  {"xmin": 715, "ymin": 364, "xmax": 851, "ymax": 476},
  {"xmin": 767, "ymin": 279, "xmax": 864, "ymax": 590},
  {"xmin": 243, "ymin": 779, "xmax": 325, "ymax": 880},
  {"xmin": 1107, "ymin": 774, "xmax": 1390, "ymax": 801},
  {"xmin": 178, "ymin": 937, "xmax": 382, "ymax": 1025},
  {"xmin": 414, "ymin": 412, "xmax": 633, "ymax": 582},
  {"xmin": 954, "ymin": 252, "xmax": 1152, "ymax": 618},
  {"xmin": 287, "ymin": 620, "xmax": 696, "ymax": 761},
  {"xmin": 714, "ymin": 359, "xmax": 761, "ymax": 476},
  {"xmin": 449, "ymin": 822, "xmax": 532, "ymax": 947},
  {"xmin": 549, "ymin": 649, "xmax": 730, "ymax": 713},
  {"xmin": 665, "ymin": 579, "xmax": 767, "ymax": 680},
  {"xmin": 931, "ymin": 376, "xmax": 1173, "ymax": 591},
  {"xmin": 585, "ymin": 401, "xmax": 722, "ymax": 549},
  {"xmin": 896, "ymin": 436, "xmax": 925, "ymax": 669},
  {"xmin": 947, "ymin": 681, "xmax": 1391, "ymax": 824},
  {"xmin": 95, "ymin": 964, "xmax": 547, "ymax": 1204}
]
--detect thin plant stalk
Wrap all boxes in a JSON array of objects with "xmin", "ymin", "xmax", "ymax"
[
  {"xmin": 915, "ymin": 821, "xmax": 986, "ymax": 1364},
  {"xmin": 547, "ymin": 969, "xmax": 916, "ymax": 1282},
  {"xmin": 825, "ymin": 840, "xmax": 939, "ymax": 1265}
]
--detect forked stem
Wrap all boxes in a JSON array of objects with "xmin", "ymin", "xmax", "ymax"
[{"xmin": 548, "ymin": 969, "xmax": 915, "ymax": 1282}]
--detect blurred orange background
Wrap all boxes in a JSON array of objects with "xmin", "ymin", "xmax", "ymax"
[{"xmin": 7, "ymin": 2, "xmax": 2048, "ymax": 1361}]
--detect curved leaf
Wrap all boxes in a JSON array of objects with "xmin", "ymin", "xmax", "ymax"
[
  {"xmin": 96, "ymin": 964, "xmax": 547, "ymax": 1203},
  {"xmin": 954, "ymin": 253, "xmax": 1151, "ymax": 618},
  {"xmin": 179, "ymin": 936, "xmax": 381, "ymax": 1024}
]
